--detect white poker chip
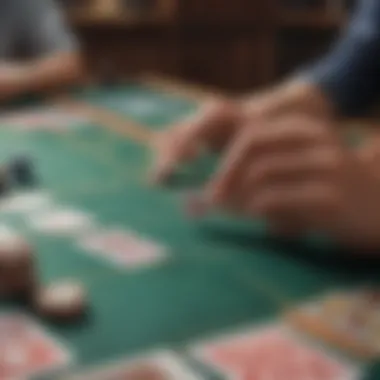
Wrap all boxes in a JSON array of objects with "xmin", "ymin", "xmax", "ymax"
[
  {"xmin": 0, "ymin": 233, "xmax": 32, "ymax": 266},
  {"xmin": 35, "ymin": 280, "xmax": 87, "ymax": 320}
]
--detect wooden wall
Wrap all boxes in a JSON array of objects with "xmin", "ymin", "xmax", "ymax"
[{"xmin": 68, "ymin": 0, "xmax": 349, "ymax": 92}]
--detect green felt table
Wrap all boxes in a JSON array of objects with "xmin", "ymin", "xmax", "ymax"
[{"xmin": 0, "ymin": 79, "xmax": 379, "ymax": 379}]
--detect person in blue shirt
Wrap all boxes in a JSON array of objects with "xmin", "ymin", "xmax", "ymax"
[{"xmin": 151, "ymin": 0, "xmax": 380, "ymax": 249}]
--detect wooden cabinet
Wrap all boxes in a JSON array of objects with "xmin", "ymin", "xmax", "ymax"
[
  {"xmin": 178, "ymin": 31, "xmax": 275, "ymax": 91},
  {"xmin": 78, "ymin": 27, "xmax": 179, "ymax": 79},
  {"xmin": 67, "ymin": 0, "xmax": 352, "ymax": 92}
]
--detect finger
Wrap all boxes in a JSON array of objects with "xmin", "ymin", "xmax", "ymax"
[
  {"xmin": 240, "ymin": 118, "xmax": 331, "ymax": 162},
  {"xmin": 243, "ymin": 148, "xmax": 340, "ymax": 192},
  {"xmin": 151, "ymin": 100, "xmax": 235, "ymax": 183},
  {"xmin": 207, "ymin": 127, "xmax": 256, "ymax": 204},
  {"xmin": 208, "ymin": 117, "xmax": 332, "ymax": 204},
  {"xmin": 250, "ymin": 182, "xmax": 339, "ymax": 229},
  {"xmin": 150, "ymin": 132, "xmax": 180, "ymax": 183}
]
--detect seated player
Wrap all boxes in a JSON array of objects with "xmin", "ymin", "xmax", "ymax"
[
  {"xmin": 0, "ymin": 0, "xmax": 82, "ymax": 102},
  {"xmin": 151, "ymin": 0, "xmax": 380, "ymax": 249}
]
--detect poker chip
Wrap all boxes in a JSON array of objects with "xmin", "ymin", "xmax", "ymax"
[
  {"xmin": 0, "ymin": 165, "xmax": 10, "ymax": 194},
  {"xmin": 35, "ymin": 280, "xmax": 87, "ymax": 321},
  {"xmin": 0, "ymin": 233, "xmax": 33, "ymax": 265},
  {"xmin": 9, "ymin": 155, "xmax": 36, "ymax": 187},
  {"xmin": 0, "ymin": 233, "xmax": 36, "ymax": 300}
]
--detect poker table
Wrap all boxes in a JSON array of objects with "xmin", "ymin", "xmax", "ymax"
[{"xmin": 0, "ymin": 75, "xmax": 379, "ymax": 379}]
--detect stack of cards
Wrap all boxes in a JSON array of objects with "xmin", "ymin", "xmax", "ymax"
[
  {"xmin": 190, "ymin": 325, "xmax": 361, "ymax": 380},
  {"xmin": 0, "ymin": 312, "xmax": 71, "ymax": 380},
  {"xmin": 287, "ymin": 289, "xmax": 380, "ymax": 359},
  {"xmin": 0, "ymin": 106, "xmax": 90, "ymax": 132}
]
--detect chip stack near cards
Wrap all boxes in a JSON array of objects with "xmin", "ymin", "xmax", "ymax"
[
  {"xmin": 9, "ymin": 155, "xmax": 36, "ymax": 188},
  {"xmin": 34, "ymin": 280, "xmax": 88, "ymax": 322},
  {"xmin": 0, "ymin": 228, "xmax": 89, "ymax": 323},
  {"xmin": 0, "ymin": 165, "xmax": 10, "ymax": 195},
  {"xmin": 0, "ymin": 231, "xmax": 36, "ymax": 300}
]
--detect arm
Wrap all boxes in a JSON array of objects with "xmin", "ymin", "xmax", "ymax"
[
  {"xmin": 244, "ymin": 0, "xmax": 380, "ymax": 118},
  {"xmin": 0, "ymin": 53, "xmax": 82, "ymax": 100},
  {"xmin": 0, "ymin": 0, "xmax": 83, "ymax": 100}
]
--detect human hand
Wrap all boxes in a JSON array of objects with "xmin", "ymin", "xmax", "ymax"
[{"xmin": 207, "ymin": 115, "xmax": 380, "ymax": 248}]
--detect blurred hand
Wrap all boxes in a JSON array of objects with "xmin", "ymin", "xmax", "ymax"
[
  {"xmin": 150, "ymin": 80, "xmax": 332, "ymax": 184},
  {"xmin": 150, "ymin": 98, "xmax": 242, "ymax": 183},
  {"xmin": 207, "ymin": 115, "xmax": 380, "ymax": 248}
]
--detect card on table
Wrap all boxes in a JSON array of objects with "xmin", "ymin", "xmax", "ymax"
[
  {"xmin": 64, "ymin": 351, "xmax": 200, "ymax": 380},
  {"xmin": 0, "ymin": 191, "xmax": 53, "ymax": 215},
  {"xmin": 0, "ymin": 107, "xmax": 89, "ymax": 132},
  {"xmin": 287, "ymin": 288, "xmax": 380, "ymax": 359},
  {"xmin": 190, "ymin": 325, "xmax": 360, "ymax": 380},
  {"xmin": 0, "ymin": 312, "xmax": 71, "ymax": 380},
  {"xmin": 79, "ymin": 228, "xmax": 167, "ymax": 269},
  {"xmin": 28, "ymin": 207, "xmax": 95, "ymax": 236}
]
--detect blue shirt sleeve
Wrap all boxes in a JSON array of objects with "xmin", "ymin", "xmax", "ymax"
[{"xmin": 301, "ymin": 0, "xmax": 380, "ymax": 116}]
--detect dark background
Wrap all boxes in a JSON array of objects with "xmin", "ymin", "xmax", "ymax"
[{"xmin": 60, "ymin": 0, "xmax": 357, "ymax": 92}]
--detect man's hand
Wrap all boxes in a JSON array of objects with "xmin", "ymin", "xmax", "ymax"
[
  {"xmin": 207, "ymin": 115, "xmax": 380, "ymax": 248},
  {"xmin": 150, "ymin": 80, "xmax": 333, "ymax": 184},
  {"xmin": 150, "ymin": 99, "xmax": 242, "ymax": 183}
]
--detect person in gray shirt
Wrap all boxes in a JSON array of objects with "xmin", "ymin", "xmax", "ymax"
[
  {"xmin": 151, "ymin": 0, "xmax": 380, "ymax": 249},
  {"xmin": 0, "ymin": 0, "xmax": 82, "ymax": 101}
]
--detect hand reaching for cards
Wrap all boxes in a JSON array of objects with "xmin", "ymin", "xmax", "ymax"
[
  {"xmin": 207, "ymin": 115, "xmax": 380, "ymax": 248},
  {"xmin": 150, "ymin": 81, "xmax": 332, "ymax": 184},
  {"xmin": 150, "ymin": 99, "xmax": 242, "ymax": 183}
]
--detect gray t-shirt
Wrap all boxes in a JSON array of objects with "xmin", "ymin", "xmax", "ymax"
[{"xmin": 0, "ymin": 0, "xmax": 77, "ymax": 60}]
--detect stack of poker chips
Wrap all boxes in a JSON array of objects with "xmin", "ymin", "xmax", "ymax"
[
  {"xmin": 0, "ymin": 231, "xmax": 88, "ymax": 322},
  {"xmin": 8, "ymin": 155, "xmax": 37, "ymax": 188},
  {"xmin": 0, "ymin": 155, "xmax": 37, "ymax": 195},
  {"xmin": 0, "ymin": 233, "xmax": 36, "ymax": 301}
]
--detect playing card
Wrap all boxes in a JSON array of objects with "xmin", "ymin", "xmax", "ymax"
[
  {"xmin": 0, "ymin": 107, "xmax": 89, "ymax": 132},
  {"xmin": 288, "ymin": 289, "xmax": 380, "ymax": 358},
  {"xmin": 28, "ymin": 208, "xmax": 95, "ymax": 236},
  {"xmin": 0, "ymin": 312, "xmax": 71, "ymax": 380},
  {"xmin": 64, "ymin": 351, "xmax": 200, "ymax": 380},
  {"xmin": 79, "ymin": 228, "xmax": 167, "ymax": 269},
  {"xmin": 0, "ymin": 191, "xmax": 53, "ymax": 214},
  {"xmin": 191, "ymin": 325, "xmax": 360, "ymax": 380}
]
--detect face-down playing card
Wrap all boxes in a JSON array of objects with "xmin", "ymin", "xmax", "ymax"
[
  {"xmin": 79, "ymin": 228, "xmax": 167, "ymax": 268},
  {"xmin": 191, "ymin": 325, "xmax": 361, "ymax": 380}
]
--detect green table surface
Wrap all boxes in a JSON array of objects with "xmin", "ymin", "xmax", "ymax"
[{"xmin": 0, "ymin": 83, "xmax": 379, "ymax": 379}]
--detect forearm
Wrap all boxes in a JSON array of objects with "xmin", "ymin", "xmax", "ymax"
[{"xmin": 0, "ymin": 52, "xmax": 83, "ymax": 100}]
